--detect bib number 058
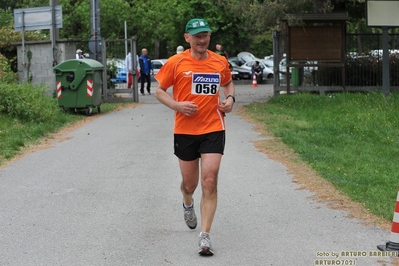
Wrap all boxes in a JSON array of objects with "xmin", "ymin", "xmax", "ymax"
[{"xmin": 195, "ymin": 84, "xmax": 218, "ymax": 95}]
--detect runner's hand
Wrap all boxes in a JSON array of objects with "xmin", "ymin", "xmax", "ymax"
[
  {"xmin": 218, "ymin": 98, "xmax": 234, "ymax": 114},
  {"xmin": 177, "ymin": 101, "xmax": 198, "ymax": 116}
]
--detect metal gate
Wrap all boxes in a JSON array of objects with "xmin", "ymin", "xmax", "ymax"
[
  {"xmin": 272, "ymin": 30, "xmax": 287, "ymax": 96},
  {"xmin": 101, "ymin": 37, "xmax": 139, "ymax": 102}
]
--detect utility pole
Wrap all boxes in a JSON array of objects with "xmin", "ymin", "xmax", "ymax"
[
  {"xmin": 90, "ymin": 0, "xmax": 100, "ymax": 60},
  {"xmin": 50, "ymin": 0, "xmax": 59, "ymax": 66}
]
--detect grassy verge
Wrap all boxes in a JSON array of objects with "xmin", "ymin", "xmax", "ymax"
[
  {"xmin": 0, "ymin": 82, "xmax": 131, "ymax": 167},
  {"xmin": 243, "ymin": 92, "xmax": 399, "ymax": 222}
]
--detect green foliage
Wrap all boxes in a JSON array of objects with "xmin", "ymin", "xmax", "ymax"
[
  {"xmin": 106, "ymin": 61, "xmax": 118, "ymax": 88},
  {"xmin": 0, "ymin": 0, "xmax": 49, "ymax": 51},
  {"xmin": 244, "ymin": 92, "xmax": 399, "ymax": 221},
  {"xmin": 0, "ymin": 53, "xmax": 17, "ymax": 83},
  {"xmin": 58, "ymin": 0, "xmax": 331, "ymax": 58},
  {"xmin": 0, "ymin": 82, "xmax": 60, "ymax": 123},
  {"xmin": 0, "ymin": 81, "xmax": 85, "ymax": 162},
  {"xmin": 0, "ymin": 0, "xmax": 369, "ymax": 60},
  {"xmin": 0, "ymin": 9, "xmax": 12, "ymax": 27},
  {"xmin": 0, "ymin": 9, "xmax": 47, "ymax": 73}
]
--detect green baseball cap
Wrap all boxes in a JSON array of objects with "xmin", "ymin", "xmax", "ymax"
[{"xmin": 185, "ymin": 18, "xmax": 212, "ymax": 35}]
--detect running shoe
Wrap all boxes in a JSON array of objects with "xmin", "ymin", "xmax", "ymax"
[
  {"xmin": 183, "ymin": 200, "xmax": 197, "ymax": 229},
  {"xmin": 198, "ymin": 232, "xmax": 214, "ymax": 256}
]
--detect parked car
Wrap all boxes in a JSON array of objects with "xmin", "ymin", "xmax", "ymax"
[
  {"xmin": 107, "ymin": 58, "xmax": 127, "ymax": 84},
  {"xmin": 279, "ymin": 58, "xmax": 288, "ymax": 73},
  {"xmin": 237, "ymin": 52, "xmax": 257, "ymax": 65},
  {"xmin": 304, "ymin": 61, "xmax": 318, "ymax": 73},
  {"xmin": 110, "ymin": 68, "xmax": 127, "ymax": 84},
  {"xmin": 152, "ymin": 59, "xmax": 167, "ymax": 75},
  {"xmin": 229, "ymin": 56, "xmax": 245, "ymax": 66},
  {"xmin": 261, "ymin": 58, "xmax": 274, "ymax": 69},
  {"xmin": 241, "ymin": 60, "xmax": 274, "ymax": 80},
  {"xmin": 279, "ymin": 59, "xmax": 317, "ymax": 74},
  {"xmin": 228, "ymin": 60, "xmax": 252, "ymax": 80},
  {"xmin": 231, "ymin": 69, "xmax": 239, "ymax": 80}
]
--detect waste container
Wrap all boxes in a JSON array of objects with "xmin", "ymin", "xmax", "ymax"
[
  {"xmin": 291, "ymin": 67, "xmax": 300, "ymax": 86},
  {"xmin": 54, "ymin": 59, "xmax": 103, "ymax": 115}
]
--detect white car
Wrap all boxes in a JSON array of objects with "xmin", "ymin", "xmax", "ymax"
[
  {"xmin": 241, "ymin": 60, "xmax": 274, "ymax": 80},
  {"xmin": 279, "ymin": 58, "xmax": 289, "ymax": 73},
  {"xmin": 237, "ymin": 51, "xmax": 257, "ymax": 64},
  {"xmin": 152, "ymin": 59, "xmax": 167, "ymax": 75},
  {"xmin": 280, "ymin": 58, "xmax": 317, "ymax": 74},
  {"xmin": 261, "ymin": 58, "xmax": 273, "ymax": 69}
]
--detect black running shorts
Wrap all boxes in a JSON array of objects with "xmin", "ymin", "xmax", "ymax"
[{"xmin": 174, "ymin": 131, "xmax": 225, "ymax": 161}]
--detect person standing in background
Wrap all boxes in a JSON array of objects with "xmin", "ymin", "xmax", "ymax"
[
  {"xmin": 125, "ymin": 52, "xmax": 140, "ymax": 89},
  {"xmin": 76, "ymin": 49, "xmax": 85, "ymax": 59},
  {"xmin": 215, "ymin": 44, "xmax": 228, "ymax": 59},
  {"xmin": 176, "ymin": 45, "xmax": 184, "ymax": 54},
  {"xmin": 138, "ymin": 48, "xmax": 154, "ymax": 95}
]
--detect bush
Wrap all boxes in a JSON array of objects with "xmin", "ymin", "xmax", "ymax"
[
  {"xmin": 345, "ymin": 57, "xmax": 376, "ymax": 86},
  {"xmin": 0, "ymin": 82, "xmax": 60, "ymax": 123},
  {"xmin": 312, "ymin": 56, "xmax": 399, "ymax": 87},
  {"xmin": 0, "ymin": 53, "xmax": 17, "ymax": 83}
]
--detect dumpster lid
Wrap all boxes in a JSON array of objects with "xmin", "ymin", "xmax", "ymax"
[{"xmin": 54, "ymin": 58, "xmax": 103, "ymax": 71}]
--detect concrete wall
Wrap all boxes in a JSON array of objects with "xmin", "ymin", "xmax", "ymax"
[{"xmin": 14, "ymin": 39, "xmax": 79, "ymax": 93}]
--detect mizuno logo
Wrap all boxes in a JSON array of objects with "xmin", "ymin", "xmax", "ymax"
[{"xmin": 193, "ymin": 76, "xmax": 220, "ymax": 83}]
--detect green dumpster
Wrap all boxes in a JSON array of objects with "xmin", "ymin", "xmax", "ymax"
[
  {"xmin": 54, "ymin": 59, "xmax": 103, "ymax": 115},
  {"xmin": 291, "ymin": 67, "xmax": 300, "ymax": 86}
]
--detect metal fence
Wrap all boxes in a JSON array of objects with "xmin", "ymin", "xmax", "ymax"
[{"xmin": 276, "ymin": 33, "xmax": 399, "ymax": 94}]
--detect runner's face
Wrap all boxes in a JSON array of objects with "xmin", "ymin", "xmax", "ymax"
[{"xmin": 185, "ymin": 32, "xmax": 211, "ymax": 54}]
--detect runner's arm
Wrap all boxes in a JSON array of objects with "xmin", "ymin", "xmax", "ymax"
[
  {"xmin": 155, "ymin": 85, "xmax": 198, "ymax": 116},
  {"xmin": 218, "ymin": 81, "xmax": 235, "ymax": 114}
]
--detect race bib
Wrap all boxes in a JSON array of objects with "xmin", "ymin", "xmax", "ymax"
[{"xmin": 191, "ymin": 73, "xmax": 220, "ymax": 95}]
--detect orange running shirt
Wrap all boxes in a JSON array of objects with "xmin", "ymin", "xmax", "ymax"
[{"xmin": 155, "ymin": 49, "xmax": 232, "ymax": 135}]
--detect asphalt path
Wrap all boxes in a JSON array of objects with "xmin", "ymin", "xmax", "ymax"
[{"xmin": 0, "ymin": 83, "xmax": 394, "ymax": 266}]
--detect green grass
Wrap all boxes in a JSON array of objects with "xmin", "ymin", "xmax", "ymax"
[
  {"xmin": 243, "ymin": 92, "xmax": 399, "ymax": 222},
  {"xmin": 0, "ymin": 82, "xmax": 130, "ymax": 166}
]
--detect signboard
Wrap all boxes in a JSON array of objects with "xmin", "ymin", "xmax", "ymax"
[
  {"xmin": 367, "ymin": 0, "xmax": 399, "ymax": 27},
  {"xmin": 14, "ymin": 5, "xmax": 62, "ymax": 31},
  {"xmin": 289, "ymin": 26, "xmax": 343, "ymax": 61}
]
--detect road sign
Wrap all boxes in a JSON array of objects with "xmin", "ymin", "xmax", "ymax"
[
  {"xmin": 14, "ymin": 5, "xmax": 62, "ymax": 31},
  {"xmin": 89, "ymin": 35, "xmax": 102, "ymax": 54}
]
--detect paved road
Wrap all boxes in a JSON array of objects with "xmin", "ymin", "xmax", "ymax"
[{"xmin": 0, "ymin": 83, "xmax": 394, "ymax": 265}]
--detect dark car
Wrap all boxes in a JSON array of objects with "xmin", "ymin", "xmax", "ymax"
[
  {"xmin": 228, "ymin": 60, "xmax": 252, "ymax": 80},
  {"xmin": 229, "ymin": 56, "xmax": 245, "ymax": 66}
]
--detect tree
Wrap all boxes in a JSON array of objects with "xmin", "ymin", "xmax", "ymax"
[{"xmin": 0, "ymin": 0, "xmax": 371, "ymax": 61}]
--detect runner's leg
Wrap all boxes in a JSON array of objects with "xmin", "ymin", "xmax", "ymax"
[{"xmin": 199, "ymin": 153, "xmax": 222, "ymax": 233}]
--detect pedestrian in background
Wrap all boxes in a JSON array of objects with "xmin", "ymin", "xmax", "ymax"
[
  {"xmin": 125, "ymin": 52, "xmax": 140, "ymax": 89},
  {"xmin": 215, "ymin": 44, "xmax": 228, "ymax": 59},
  {"xmin": 138, "ymin": 48, "xmax": 154, "ymax": 95},
  {"xmin": 76, "ymin": 49, "xmax": 85, "ymax": 59},
  {"xmin": 176, "ymin": 45, "xmax": 184, "ymax": 54},
  {"xmin": 155, "ymin": 18, "xmax": 235, "ymax": 256}
]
